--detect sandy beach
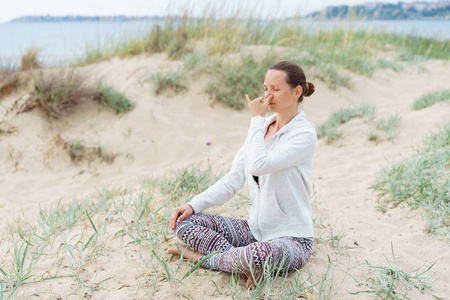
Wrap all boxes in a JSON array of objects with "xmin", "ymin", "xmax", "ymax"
[{"xmin": 0, "ymin": 47, "xmax": 449, "ymax": 299}]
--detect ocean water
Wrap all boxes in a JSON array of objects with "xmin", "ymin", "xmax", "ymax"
[
  {"xmin": 0, "ymin": 19, "xmax": 448, "ymax": 66},
  {"xmin": 0, "ymin": 21, "xmax": 157, "ymax": 66}
]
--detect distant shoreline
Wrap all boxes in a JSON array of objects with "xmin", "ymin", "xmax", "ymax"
[
  {"xmin": 9, "ymin": 15, "xmax": 168, "ymax": 23},
  {"xmin": 8, "ymin": 15, "xmax": 449, "ymax": 23}
]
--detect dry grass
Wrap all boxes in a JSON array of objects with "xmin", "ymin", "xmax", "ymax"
[
  {"xmin": 32, "ymin": 68, "xmax": 94, "ymax": 118},
  {"xmin": 55, "ymin": 135, "xmax": 117, "ymax": 165},
  {"xmin": 0, "ymin": 47, "xmax": 43, "ymax": 100},
  {"xmin": 0, "ymin": 121, "xmax": 15, "ymax": 135},
  {"xmin": 21, "ymin": 47, "xmax": 41, "ymax": 70},
  {"xmin": 0, "ymin": 65, "xmax": 21, "ymax": 99}
]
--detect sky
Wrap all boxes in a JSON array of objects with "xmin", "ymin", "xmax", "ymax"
[{"xmin": 0, "ymin": 0, "xmax": 440, "ymax": 23}]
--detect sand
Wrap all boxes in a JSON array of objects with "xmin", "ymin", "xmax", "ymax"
[{"xmin": 0, "ymin": 51, "xmax": 449, "ymax": 299}]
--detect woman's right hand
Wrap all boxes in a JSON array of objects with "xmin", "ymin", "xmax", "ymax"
[{"xmin": 169, "ymin": 204, "xmax": 194, "ymax": 230}]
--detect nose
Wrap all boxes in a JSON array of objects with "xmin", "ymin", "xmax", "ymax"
[{"xmin": 265, "ymin": 91, "xmax": 272, "ymax": 99}]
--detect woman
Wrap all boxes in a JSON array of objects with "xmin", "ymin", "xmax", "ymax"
[{"xmin": 166, "ymin": 61, "xmax": 317, "ymax": 287}]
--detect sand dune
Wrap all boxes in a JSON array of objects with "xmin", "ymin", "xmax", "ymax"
[{"xmin": 0, "ymin": 51, "xmax": 448, "ymax": 298}]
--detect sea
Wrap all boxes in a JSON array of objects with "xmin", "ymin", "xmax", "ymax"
[{"xmin": 0, "ymin": 19, "xmax": 448, "ymax": 67}]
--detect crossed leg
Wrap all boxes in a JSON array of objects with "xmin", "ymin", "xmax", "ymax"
[
  {"xmin": 165, "ymin": 244, "xmax": 202, "ymax": 264},
  {"xmin": 166, "ymin": 213, "xmax": 312, "ymax": 288},
  {"xmin": 165, "ymin": 244, "xmax": 263, "ymax": 288}
]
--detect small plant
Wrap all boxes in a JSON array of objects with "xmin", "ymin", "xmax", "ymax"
[
  {"xmin": 32, "ymin": 69, "xmax": 94, "ymax": 118},
  {"xmin": 167, "ymin": 27, "xmax": 193, "ymax": 60},
  {"xmin": 309, "ymin": 60, "xmax": 352, "ymax": 89},
  {"xmin": 68, "ymin": 139, "xmax": 85, "ymax": 163},
  {"xmin": 21, "ymin": 47, "xmax": 41, "ymax": 70},
  {"xmin": 317, "ymin": 104, "xmax": 376, "ymax": 143},
  {"xmin": 182, "ymin": 51, "xmax": 213, "ymax": 77},
  {"xmin": 376, "ymin": 58, "xmax": 404, "ymax": 72},
  {"xmin": 367, "ymin": 129, "xmax": 380, "ymax": 142},
  {"xmin": 206, "ymin": 52, "xmax": 282, "ymax": 109},
  {"xmin": 396, "ymin": 51, "xmax": 425, "ymax": 63},
  {"xmin": 412, "ymin": 89, "xmax": 450, "ymax": 110},
  {"xmin": 371, "ymin": 124, "xmax": 450, "ymax": 238},
  {"xmin": 316, "ymin": 222, "xmax": 346, "ymax": 254},
  {"xmin": 183, "ymin": 51, "xmax": 207, "ymax": 70},
  {"xmin": 151, "ymin": 69, "xmax": 188, "ymax": 95},
  {"xmin": 93, "ymin": 82, "xmax": 135, "ymax": 113},
  {"xmin": 350, "ymin": 243, "xmax": 436, "ymax": 298},
  {"xmin": 159, "ymin": 163, "xmax": 222, "ymax": 202},
  {"xmin": 367, "ymin": 112, "xmax": 402, "ymax": 142},
  {"xmin": 56, "ymin": 135, "xmax": 116, "ymax": 164}
]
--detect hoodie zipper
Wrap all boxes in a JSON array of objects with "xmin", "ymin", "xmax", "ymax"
[{"xmin": 256, "ymin": 179, "xmax": 261, "ymax": 238}]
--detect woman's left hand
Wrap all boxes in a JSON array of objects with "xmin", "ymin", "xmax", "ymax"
[{"xmin": 246, "ymin": 94, "xmax": 271, "ymax": 117}]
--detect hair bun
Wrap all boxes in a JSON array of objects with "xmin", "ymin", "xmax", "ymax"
[{"xmin": 304, "ymin": 82, "xmax": 315, "ymax": 97}]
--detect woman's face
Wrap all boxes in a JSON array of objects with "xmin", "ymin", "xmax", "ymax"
[{"xmin": 263, "ymin": 70, "xmax": 301, "ymax": 113}]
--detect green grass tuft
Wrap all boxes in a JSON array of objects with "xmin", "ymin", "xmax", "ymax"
[
  {"xmin": 182, "ymin": 51, "xmax": 212, "ymax": 77},
  {"xmin": 93, "ymin": 83, "xmax": 135, "ymax": 113},
  {"xmin": 371, "ymin": 123, "xmax": 450, "ymax": 238},
  {"xmin": 317, "ymin": 104, "xmax": 376, "ymax": 143},
  {"xmin": 412, "ymin": 89, "xmax": 450, "ymax": 110},
  {"xmin": 55, "ymin": 135, "xmax": 117, "ymax": 164},
  {"xmin": 151, "ymin": 69, "xmax": 188, "ymax": 95},
  {"xmin": 205, "ymin": 53, "xmax": 272, "ymax": 109},
  {"xmin": 350, "ymin": 242, "xmax": 436, "ymax": 298},
  {"xmin": 375, "ymin": 58, "xmax": 404, "ymax": 71},
  {"xmin": 367, "ymin": 112, "xmax": 402, "ymax": 142}
]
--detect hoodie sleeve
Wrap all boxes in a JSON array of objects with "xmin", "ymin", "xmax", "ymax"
[
  {"xmin": 187, "ymin": 145, "xmax": 246, "ymax": 213},
  {"xmin": 247, "ymin": 116, "xmax": 317, "ymax": 176}
]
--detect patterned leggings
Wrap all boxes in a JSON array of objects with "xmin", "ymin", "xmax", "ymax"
[{"xmin": 172, "ymin": 213, "xmax": 313, "ymax": 276}]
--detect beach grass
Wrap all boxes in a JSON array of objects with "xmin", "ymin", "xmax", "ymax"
[
  {"xmin": 349, "ymin": 242, "xmax": 436, "ymax": 298},
  {"xmin": 316, "ymin": 222, "xmax": 346, "ymax": 255},
  {"xmin": 202, "ymin": 49, "xmax": 352, "ymax": 109},
  {"xmin": 316, "ymin": 104, "xmax": 376, "ymax": 143},
  {"xmin": 0, "ymin": 162, "xmax": 353, "ymax": 299},
  {"xmin": 205, "ymin": 53, "xmax": 274, "ymax": 110},
  {"xmin": 21, "ymin": 47, "xmax": 41, "ymax": 70},
  {"xmin": 93, "ymin": 82, "xmax": 135, "ymax": 113},
  {"xmin": 412, "ymin": 88, "xmax": 450, "ymax": 110},
  {"xmin": 150, "ymin": 68, "xmax": 188, "ymax": 95},
  {"xmin": 72, "ymin": 13, "xmax": 450, "ymax": 111},
  {"xmin": 0, "ymin": 65, "xmax": 21, "ymax": 99},
  {"xmin": 54, "ymin": 135, "xmax": 116, "ymax": 164},
  {"xmin": 367, "ymin": 112, "xmax": 402, "ymax": 142},
  {"xmin": 0, "ymin": 164, "xmax": 218, "ymax": 298},
  {"xmin": 182, "ymin": 51, "xmax": 213, "ymax": 78},
  {"xmin": 222, "ymin": 255, "xmax": 346, "ymax": 299},
  {"xmin": 27, "ymin": 70, "xmax": 135, "ymax": 119},
  {"xmin": 371, "ymin": 124, "xmax": 450, "ymax": 238},
  {"xmin": 83, "ymin": 16, "xmax": 450, "ymax": 65},
  {"xmin": 76, "ymin": 12, "xmax": 449, "ymax": 88},
  {"xmin": 32, "ymin": 69, "xmax": 94, "ymax": 118}
]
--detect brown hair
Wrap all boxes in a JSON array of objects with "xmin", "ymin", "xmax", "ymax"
[{"xmin": 268, "ymin": 61, "xmax": 315, "ymax": 103}]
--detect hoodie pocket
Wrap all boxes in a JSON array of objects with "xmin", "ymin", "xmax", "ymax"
[{"xmin": 258, "ymin": 192, "xmax": 288, "ymax": 229}]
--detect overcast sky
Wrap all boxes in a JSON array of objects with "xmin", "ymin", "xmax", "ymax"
[{"xmin": 0, "ymin": 0, "xmax": 439, "ymax": 23}]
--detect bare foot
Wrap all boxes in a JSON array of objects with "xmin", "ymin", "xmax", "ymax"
[
  {"xmin": 245, "ymin": 269, "xmax": 264, "ymax": 289},
  {"xmin": 166, "ymin": 245, "xmax": 203, "ymax": 264}
]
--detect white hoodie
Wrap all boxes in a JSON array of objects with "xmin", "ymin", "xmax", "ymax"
[{"xmin": 188, "ymin": 110, "xmax": 317, "ymax": 241}]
